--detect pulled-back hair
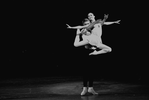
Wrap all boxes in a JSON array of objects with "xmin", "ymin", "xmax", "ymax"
[{"xmin": 82, "ymin": 18, "xmax": 90, "ymax": 25}]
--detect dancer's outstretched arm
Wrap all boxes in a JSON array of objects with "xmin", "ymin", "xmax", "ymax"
[
  {"xmin": 66, "ymin": 24, "xmax": 89, "ymax": 29},
  {"xmin": 104, "ymin": 20, "xmax": 120, "ymax": 25}
]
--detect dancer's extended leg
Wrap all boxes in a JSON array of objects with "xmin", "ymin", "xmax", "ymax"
[{"xmin": 89, "ymin": 43, "xmax": 112, "ymax": 55}]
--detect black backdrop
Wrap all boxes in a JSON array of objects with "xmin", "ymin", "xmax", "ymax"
[{"xmin": 1, "ymin": 1, "xmax": 148, "ymax": 83}]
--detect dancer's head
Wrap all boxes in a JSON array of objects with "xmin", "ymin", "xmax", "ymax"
[
  {"xmin": 88, "ymin": 13, "xmax": 95, "ymax": 21},
  {"xmin": 83, "ymin": 18, "xmax": 90, "ymax": 25},
  {"xmin": 82, "ymin": 19, "xmax": 91, "ymax": 35}
]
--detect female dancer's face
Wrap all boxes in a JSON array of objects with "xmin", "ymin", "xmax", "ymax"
[{"xmin": 88, "ymin": 13, "xmax": 95, "ymax": 21}]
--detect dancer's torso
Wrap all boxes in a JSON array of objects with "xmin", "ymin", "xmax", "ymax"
[
  {"xmin": 83, "ymin": 23, "xmax": 102, "ymax": 46},
  {"xmin": 92, "ymin": 23, "xmax": 102, "ymax": 37}
]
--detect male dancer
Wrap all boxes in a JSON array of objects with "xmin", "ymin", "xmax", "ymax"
[{"xmin": 67, "ymin": 13, "xmax": 120, "ymax": 95}]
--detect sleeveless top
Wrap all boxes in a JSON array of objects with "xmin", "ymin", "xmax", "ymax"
[{"xmin": 83, "ymin": 34, "xmax": 102, "ymax": 46}]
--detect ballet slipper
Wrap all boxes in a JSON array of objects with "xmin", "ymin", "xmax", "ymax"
[
  {"xmin": 81, "ymin": 87, "xmax": 88, "ymax": 96},
  {"xmin": 88, "ymin": 87, "xmax": 98, "ymax": 95}
]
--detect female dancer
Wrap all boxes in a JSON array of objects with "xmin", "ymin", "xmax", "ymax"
[{"xmin": 67, "ymin": 13, "xmax": 120, "ymax": 55}]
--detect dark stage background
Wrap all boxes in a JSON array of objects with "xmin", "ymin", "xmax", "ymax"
[{"xmin": 1, "ymin": 1, "xmax": 148, "ymax": 83}]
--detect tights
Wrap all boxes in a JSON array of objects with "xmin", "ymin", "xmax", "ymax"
[
  {"xmin": 83, "ymin": 74, "xmax": 93, "ymax": 87},
  {"xmin": 82, "ymin": 45, "xmax": 95, "ymax": 87}
]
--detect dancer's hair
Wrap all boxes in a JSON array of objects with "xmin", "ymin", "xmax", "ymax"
[
  {"xmin": 82, "ymin": 18, "xmax": 90, "ymax": 25},
  {"xmin": 88, "ymin": 13, "xmax": 94, "ymax": 17}
]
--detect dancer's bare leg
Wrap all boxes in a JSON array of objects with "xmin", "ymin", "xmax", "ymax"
[
  {"xmin": 74, "ymin": 29, "xmax": 88, "ymax": 47},
  {"xmin": 89, "ymin": 43, "xmax": 112, "ymax": 55}
]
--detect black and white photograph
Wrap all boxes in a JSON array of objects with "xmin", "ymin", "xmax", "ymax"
[{"xmin": 0, "ymin": 1, "xmax": 149, "ymax": 100}]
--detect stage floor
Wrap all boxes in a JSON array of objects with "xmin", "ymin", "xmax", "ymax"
[{"xmin": 0, "ymin": 77, "xmax": 149, "ymax": 100}]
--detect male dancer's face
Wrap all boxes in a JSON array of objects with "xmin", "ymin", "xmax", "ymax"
[
  {"xmin": 83, "ymin": 20, "xmax": 91, "ymax": 35},
  {"xmin": 84, "ymin": 20, "xmax": 90, "ymax": 25}
]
